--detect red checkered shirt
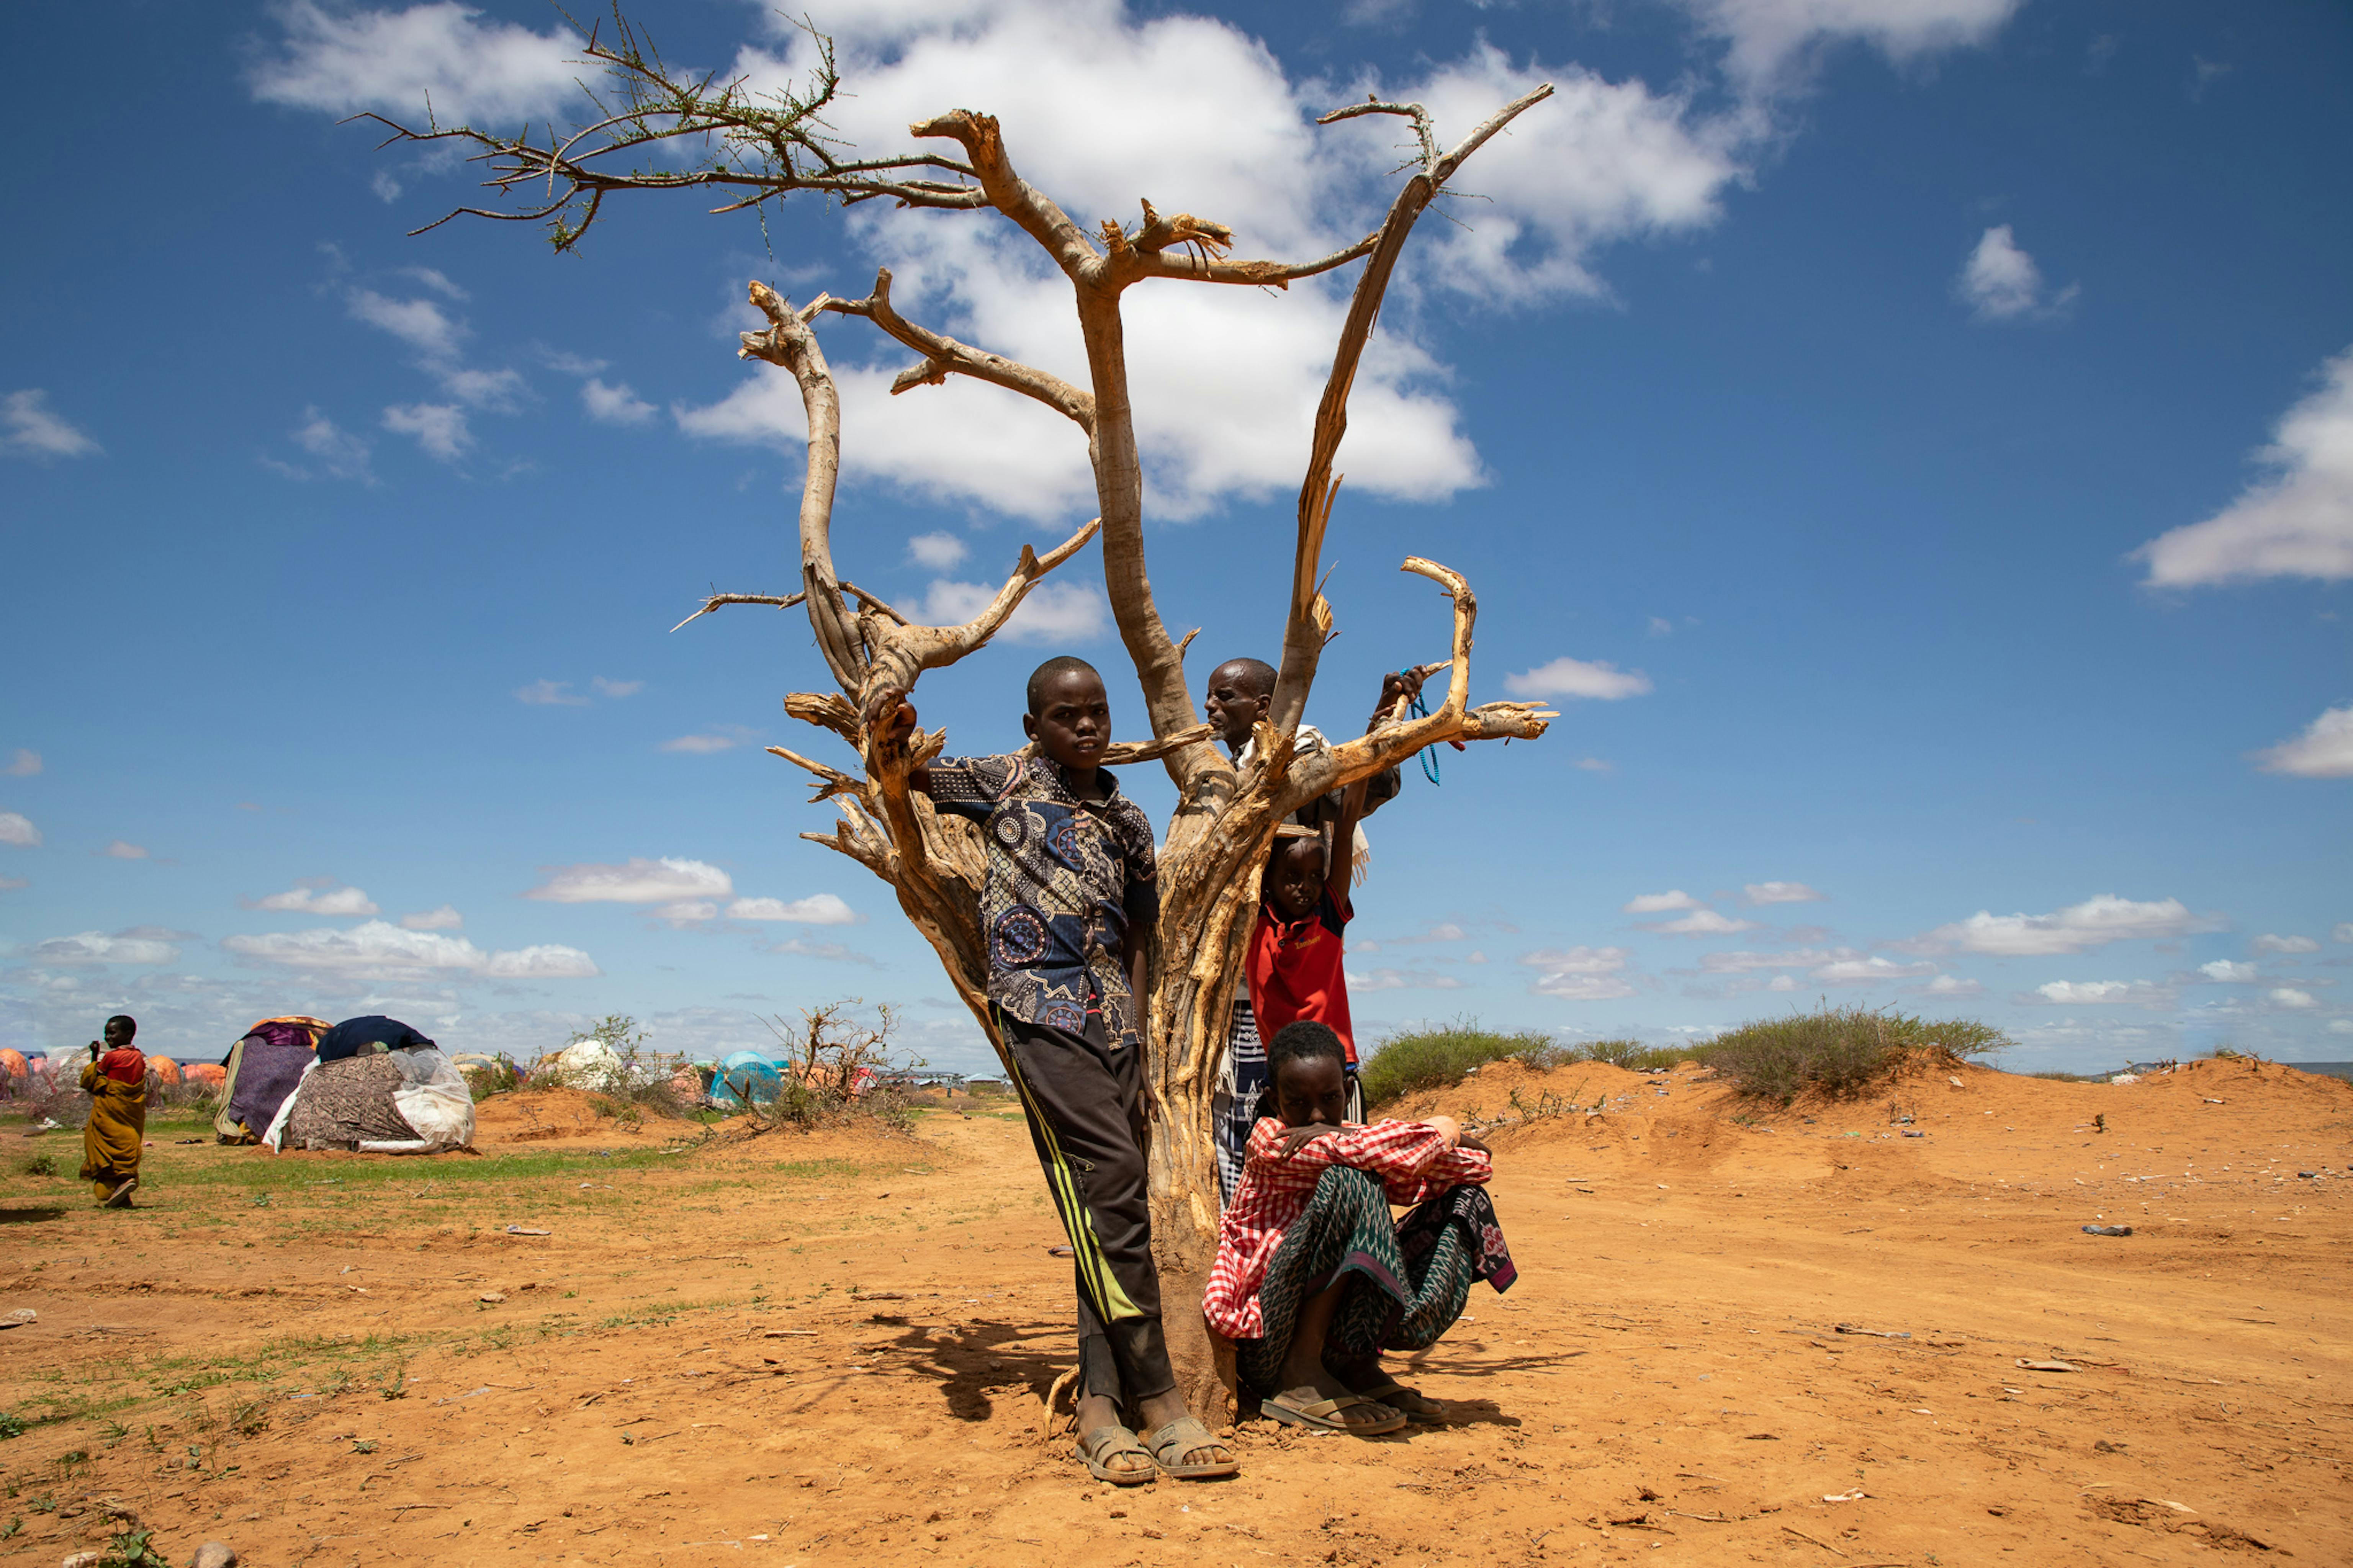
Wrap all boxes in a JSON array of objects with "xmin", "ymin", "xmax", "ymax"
[{"xmin": 1203, "ymin": 1117, "xmax": 1492, "ymax": 1341}]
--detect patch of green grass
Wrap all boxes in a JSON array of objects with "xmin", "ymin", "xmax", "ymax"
[
  {"xmin": 1359, "ymin": 1022, "xmax": 1694, "ymax": 1107},
  {"xmin": 1697, "ymin": 1006, "xmax": 2009, "ymax": 1104}
]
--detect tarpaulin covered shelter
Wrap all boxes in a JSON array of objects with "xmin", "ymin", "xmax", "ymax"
[
  {"xmin": 216, "ymin": 1015, "xmax": 331, "ymax": 1145},
  {"xmin": 268, "ymin": 1015, "xmax": 473, "ymax": 1154},
  {"xmin": 714, "ymin": 1050, "xmax": 782, "ymax": 1107}
]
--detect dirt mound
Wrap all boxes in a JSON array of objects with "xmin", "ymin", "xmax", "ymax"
[{"xmin": 471, "ymin": 1087, "xmax": 679, "ymax": 1145}]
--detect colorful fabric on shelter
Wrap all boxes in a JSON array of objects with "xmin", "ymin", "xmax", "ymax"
[
  {"xmin": 317, "ymin": 1015, "xmax": 434, "ymax": 1064},
  {"xmin": 1204, "ymin": 1116, "xmax": 1490, "ymax": 1341},
  {"xmin": 1229, "ymin": 1165, "xmax": 1505, "ymax": 1398},
  {"xmin": 920, "ymin": 753, "xmax": 1158, "ymax": 1049},
  {"xmin": 221, "ymin": 1038, "xmax": 316, "ymax": 1143},
  {"xmin": 79, "ymin": 1064, "xmax": 146, "ymax": 1197},
  {"xmin": 281, "ymin": 1052, "xmax": 420, "ymax": 1150}
]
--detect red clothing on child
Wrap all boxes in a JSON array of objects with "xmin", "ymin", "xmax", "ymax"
[
  {"xmin": 1245, "ymin": 889, "xmax": 1355, "ymax": 1062},
  {"xmin": 94, "ymin": 1046, "xmax": 147, "ymax": 1085},
  {"xmin": 1203, "ymin": 1117, "xmax": 1491, "ymax": 1340}
]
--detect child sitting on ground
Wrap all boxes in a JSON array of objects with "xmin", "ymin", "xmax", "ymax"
[
  {"xmin": 1203, "ymin": 1020, "xmax": 1514, "ymax": 1433},
  {"xmin": 874, "ymin": 656, "xmax": 1235, "ymax": 1487},
  {"xmin": 79, "ymin": 1014, "xmax": 147, "ymax": 1208}
]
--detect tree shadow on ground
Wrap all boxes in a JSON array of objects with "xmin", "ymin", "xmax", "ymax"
[{"xmin": 0, "ymin": 1205, "xmax": 67, "ymax": 1224}]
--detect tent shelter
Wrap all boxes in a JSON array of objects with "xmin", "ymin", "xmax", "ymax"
[
  {"xmin": 270, "ymin": 1015, "xmax": 473, "ymax": 1154},
  {"xmin": 215, "ymin": 1015, "xmax": 331, "ymax": 1144},
  {"xmin": 713, "ymin": 1050, "xmax": 783, "ymax": 1108}
]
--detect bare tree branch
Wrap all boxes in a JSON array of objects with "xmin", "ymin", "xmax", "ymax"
[
  {"xmin": 1268, "ymin": 82, "xmax": 1555, "ymax": 735},
  {"xmin": 669, "ymin": 590, "xmax": 807, "ymax": 633},
  {"xmin": 741, "ymin": 280, "xmax": 863, "ymax": 694},
  {"xmin": 856, "ymin": 518, "xmax": 1104, "ymax": 723},
  {"xmin": 822, "ymin": 268, "xmax": 1095, "ymax": 432},
  {"xmin": 353, "ymin": 17, "xmax": 987, "ymax": 250}
]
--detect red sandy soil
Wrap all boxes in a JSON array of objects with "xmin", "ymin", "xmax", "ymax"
[{"xmin": 1, "ymin": 1057, "xmax": 2346, "ymax": 1567}]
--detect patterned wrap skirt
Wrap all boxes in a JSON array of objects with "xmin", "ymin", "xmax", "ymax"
[{"xmin": 1234, "ymin": 1165, "xmax": 1514, "ymax": 1396}]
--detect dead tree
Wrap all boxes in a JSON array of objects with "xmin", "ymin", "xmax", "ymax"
[{"xmin": 366, "ymin": 14, "xmax": 1556, "ymax": 1413}]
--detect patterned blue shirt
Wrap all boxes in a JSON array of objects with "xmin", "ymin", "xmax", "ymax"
[{"xmin": 922, "ymin": 753, "xmax": 1159, "ymax": 1047}]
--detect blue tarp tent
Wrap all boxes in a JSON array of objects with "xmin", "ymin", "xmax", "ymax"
[{"xmin": 714, "ymin": 1050, "xmax": 783, "ymax": 1107}]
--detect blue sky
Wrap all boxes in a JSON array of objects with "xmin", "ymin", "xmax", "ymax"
[{"xmin": 3, "ymin": 0, "xmax": 2348, "ymax": 1073}]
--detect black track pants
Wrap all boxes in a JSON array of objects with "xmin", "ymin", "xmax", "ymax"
[{"xmin": 996, "ymin": 1007, "xmax": 1176, "ymax": 1408}]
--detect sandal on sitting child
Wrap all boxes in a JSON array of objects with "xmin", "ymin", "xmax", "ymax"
[{"xmin": 1262, "ymin": 1390, "xmax": 1404, "ymax": 1436}]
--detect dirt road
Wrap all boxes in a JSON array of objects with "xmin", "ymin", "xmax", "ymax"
[{"xmin": 2, "ymin": 1057, "xmax": 2345, "ymax": 1565}]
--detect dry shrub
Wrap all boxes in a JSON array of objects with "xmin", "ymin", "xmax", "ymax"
[
  {"xmin": 1698, "ymin": 1006, "xmax": 2008, "ymax": 1104},
  {"xmin": 722, "ymin": 1002, "xmax": 920, "ymax": 1136}
]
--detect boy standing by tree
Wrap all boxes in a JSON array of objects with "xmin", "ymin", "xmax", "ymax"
[
  {"xmin": 875, "ymin": 657, "xmax": 1236, "ymax": 1485},
  {"xmin": 1201, "ymin": 659, "xmax": 1428, "ymax": 1198}
]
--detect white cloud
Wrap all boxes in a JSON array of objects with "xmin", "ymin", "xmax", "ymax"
[
  {"xmin": 2032, "ymin": 979, "xmax": 2173, "ymax": 1007},
  {"xmin": 1504, "ymin": 657, "xmax": 1653, "ymax": 702},
  {"xmin": 0, "ymin": 876, "xmax": 26, "ymax": 891},
  {"xmin": 2253, "ymin": 933, "xmax": 2319, "ymax": 955},
  {"xmin": 250, "ymin": 883, "xmax": 380, "ymax": 917},
  {"xmin": 1956, "ymin": 225, "xmax": 2075, "ymax": 322},
  {"xmin": 2330, "ymin": 1019, "xmax": 2353, "ymax": 1037},
  {"xmin": 0, "ymin": 811, "xmax": 39, "ymax": 847},
  {"xmin": 908, "ymin": 531, "xmax": 971, "ymax": 569},
  {"xmin": 2269, "ymin": 987, "xmax": 2319, "ymax": 1010},
  {"xmin": 1648, "ymin": 616, "xmax": 1674, "ymax": 636},
  {"xmin": 222, "ymin": 919, "xmax": 597, "ymax": 981},
  {"xmin": 8, "ymin": 749, "xmax": 43, "ymax": 777},
  {"xmin": 591, "ymin": 677, "xmax": 644, "ymax": 699},
  {"xmin": 524, "ymin": 857, "xmax": 734, "ymax": 905},
  {"xmin": 382, "ymin": 402, "xmax": 470, "ymax": 461},
  {"xmin": 581, "ymin": 378, "xmax": 655, "ymax": 425},
  {"xmin": 768, "ymin": 937, "xmax": 880, "ymax": 965},
  {"xmin": 515, "ymin": 679, "xmax": 588, "ymax": 707},
  {"xmin": 249, "ymin": 0, "xmax": 581, "ymax": 123},
  {"xmin": 1623, "ymin": 889, "xmax": 1703, "ymax": 914},
  {"xmin": 399, "ymin": 904, "xmax": 463, "ymax": 931},
  {"xmin": 1347, "ymin": 967, "xmax": 1468, "ymax": 991},
  {"xmin": 1743, "ymin": 880, "xmax": 1825, "ymax": 904},
  {"xmin": 1811, "ymin": 955, "xmax": 1937, "ymax": 985},
  {"xmin": 1672, "ymin": 0, "xmax": 2024, "ymax": 92},
  {"xmin": 918, "ymin": 579, "xmax": 1109, "ymax": 644},
  {"xmin": 1919, "ymin": 894, "xmax": 2213, "ymax": 956},
  {"xmin": 27, "ymin": 930, "xmax": 181, "ymax": 966},
  {"xmin": 103, "ymin": 840, "xmax": 149, "ymax": 860},
  {"xmin": 371, "ymin": 169, "xmax": 403, "ymax": 203},
  {"xmin": 348, "ymin": 288, "xmax": 465, "ymax": 360},
  {"xmin": 1698, "ymin": 947, "xmax": 1842, "ymax": 973},
  {"xmin": 2198, "ymin": 960, "xmax": 2259, "ymax": 983},
  {"xmin": 659, "ymin": 734, "xmax": 743, "ymax": 754},
  {"xmin": 727, "ymin": 894, "xmax": 862, "ymax": 926},
  {"xmin": 283, "ymin": 407, "xmax": 373, "ymax": 481},
  {"xmin": 651, "ymin": 901, "xmax": 720, "ymax": 926},
  {"xmin": 2253, "ymin": 704, "xmax": 2353, "ymax": 778},
  {"xmin": 1518, "ymin": 944, "xmax": 1639, "ymax": 999},
  {"xmin": 1643, "ymin": 908, "xmax": 1756, "ymax": 937},
  {"xmin": 2135, "ymin": 346, "xmax": 2353, "ymax": 587},
  {"xmin": 1918, "ymin": 973, "xmax": 1985, "ymax": 998},
  {"xmin": 1573, "ymin": 757, "xmax": 1614, "ymax": 773},
  {"xmin": 1, "ymin": 389, "xmax": 102, "ymax": 460},
  {"xmin": 2338, "ymin": 922, "xmax": 2353, "ymax": 945}
]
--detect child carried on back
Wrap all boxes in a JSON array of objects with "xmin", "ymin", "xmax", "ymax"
[{"xmin": 1202, "ymin": 1020, "xmax": 1515, "ymax": 1434}]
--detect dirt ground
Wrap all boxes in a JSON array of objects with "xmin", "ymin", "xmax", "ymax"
[{"xmin": 2, "ymin": 1058, "xmax": 2347, "ymax": 1567}]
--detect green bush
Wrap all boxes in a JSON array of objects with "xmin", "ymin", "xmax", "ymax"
[
  {"xmin": 1697, "ymin": 1005, "xmax": 2008, "ymax": 1104},
  {"xmin": 1358, "ymin": 1023, "xmax": 1561, "ymax": 1107}
]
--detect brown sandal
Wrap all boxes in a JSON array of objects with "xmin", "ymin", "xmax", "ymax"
[{"xmin": 1075, "ymin": 1423, "xmax": 1155, "ymax": 1486}]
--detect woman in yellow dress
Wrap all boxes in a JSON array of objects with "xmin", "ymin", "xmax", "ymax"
[{"xmin": 79, "ymin": 1014, "xmax": 147, "ymax": 1208}]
